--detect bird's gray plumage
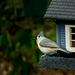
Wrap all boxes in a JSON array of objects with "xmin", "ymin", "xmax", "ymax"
[
  {"xmin": 39, "ymin": 37, "xmax": 70, "ymax": 53},
  {"xmin": 40, "ymin": 38, "xmax": 60, "ymax": 48},
  {"xmin": 33, "ymin": 31, "xmax": 70, "ymax": 54},
  {"xmin": 37, "ymin": 31, "xmax": 44, "ymax": 37}
]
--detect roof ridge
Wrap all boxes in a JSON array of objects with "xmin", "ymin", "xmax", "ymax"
[{"xmin": 44, "ymin": 0, "xmax": 75, "ymax": 20}]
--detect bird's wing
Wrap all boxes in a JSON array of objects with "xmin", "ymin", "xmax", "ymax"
[{"xmin": 39, "ymin": 38, "xmax": 61, "ymax": 48}]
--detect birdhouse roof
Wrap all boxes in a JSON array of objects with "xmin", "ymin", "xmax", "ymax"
[{"xmin": 44, "ymin": 0, "xmax": 75, "ymax": 20}]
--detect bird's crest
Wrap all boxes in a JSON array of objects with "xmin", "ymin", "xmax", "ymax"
[{"xmin": 37, "ymin": 31, "xmax": 44, "ymax": 37}]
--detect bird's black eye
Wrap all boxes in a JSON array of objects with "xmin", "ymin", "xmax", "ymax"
[{"xmin": 39, "ymin": 36, "xmax": 40, "ymax": 38}]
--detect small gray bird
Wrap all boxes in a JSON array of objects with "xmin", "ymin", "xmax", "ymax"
[{"xmin": 33, "ymin": 31, "xmax": 70, "ymax": 55}]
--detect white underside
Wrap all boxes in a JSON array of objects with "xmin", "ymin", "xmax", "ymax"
[
  {"xmin": 37, "ymin": 43, "xmax": 57, "ymax": 54},
  {"xmin": 36, "ymin": 36, "xmax": 69, "ymax": 54},
  {"xmin": 37, "ymin": 42, "xmax": 69, "ymax": 54}
]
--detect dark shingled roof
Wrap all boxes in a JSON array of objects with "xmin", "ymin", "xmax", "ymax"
[
  {"xmin": 44, "ymin": 0, "xmax": 75, "ymax": 20},
  {"xmin": 38, "ymin": 55, "xmax": 75, "ymax": 70},
  {"xmin": 38, "ymin": 52, "xmax": 75, "ymax": 70}
]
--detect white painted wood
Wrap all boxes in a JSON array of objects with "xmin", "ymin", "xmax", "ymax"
[
  {"xmin": 71, "ymin": 33, "xmax": 75, "ymax": 34},
  {"xmin": 65, "ymin": 25, "xmax": 75, "ymax": 52},
  {"xmin": 71, "ymin": 40, "xmax": 75, "ymax": 41}
]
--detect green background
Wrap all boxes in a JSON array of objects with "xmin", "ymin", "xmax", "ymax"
[{"xmin": 0, "ymin": 0, "xmax": 56, "ymax": 75}]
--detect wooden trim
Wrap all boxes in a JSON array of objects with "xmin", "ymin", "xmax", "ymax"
[{"xmin": 65, "ymin": 25, "xmax": 75, "ymax": 52}]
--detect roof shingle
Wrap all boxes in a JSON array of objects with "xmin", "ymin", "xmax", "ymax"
[{"xmin": 44, "ymin": 0, "xmax": 75, "ymax": 20}]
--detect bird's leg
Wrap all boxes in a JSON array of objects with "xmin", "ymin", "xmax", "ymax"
[
  {"xmin": 47, "ymin": 53, "xmax": 57, "ymax": 56},
  {"xmin": 41, "ymin": 52, "xmax": 58, "ymax": 58},
  {"xmin": 56, "ymin": 53, "xmax": 61, "ymax": 57},
  {"xmin": 57, "ymin": 51, "xmax": 62, "ymax": 57},
  {"xmin": 41, "ymin": 54, "xmax": 47, "ymax": 58}
]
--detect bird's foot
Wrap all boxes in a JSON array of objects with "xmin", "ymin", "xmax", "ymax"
[
  {"xmin": 56, "ymin": 53, "xmax": 61, "ymax": 57},
  {"xmin": 41, "ymin": 54, "xmax": 47, "ymax": 58},
  {"xmin": 41, "ymin": 53, "xmax": 59, "ymax": 58},
  {"xmin": 47, "ymin": 53, "xmax": 57, "ymax": 56}
]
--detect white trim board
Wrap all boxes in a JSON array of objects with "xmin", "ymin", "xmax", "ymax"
[{"xmin": 65, "ymin": 25, "xmax": 75, "ymax": 52}]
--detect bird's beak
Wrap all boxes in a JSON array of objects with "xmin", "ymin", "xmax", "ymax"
[{"xmin": 33, "ymin": 36, "xmax": 37, "ymax": 40}]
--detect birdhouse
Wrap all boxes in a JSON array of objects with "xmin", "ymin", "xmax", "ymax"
[{"xmin": 38, "ymin": 0, "xmax": 75, "ymax": 70}]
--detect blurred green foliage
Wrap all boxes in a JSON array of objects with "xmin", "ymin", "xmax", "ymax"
[
  {"xmin": 22, "ymin": 0, "xmax": 51, "ymax": 17},
  {"xmin": 0, "ymin": 0, "xmax": 56, "ymax": 75}
]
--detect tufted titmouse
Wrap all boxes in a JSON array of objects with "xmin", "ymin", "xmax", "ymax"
[{"xmin": 33, "ymin": 31, "xmax": 70, "ymax": 55}]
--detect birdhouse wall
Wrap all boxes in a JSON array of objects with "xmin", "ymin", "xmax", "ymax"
[
  {"xmin": 56, "ymin": 22, "xmax": 75, "ymax": 49},
  {"xmin": 56, "ymin": 23, "xmax": 66, "ymax": 49}
]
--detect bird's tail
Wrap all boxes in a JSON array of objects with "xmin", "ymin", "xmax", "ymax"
[{"xmin": 59, "ymin": 48, "xmax": 71, "ymax": 53}]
